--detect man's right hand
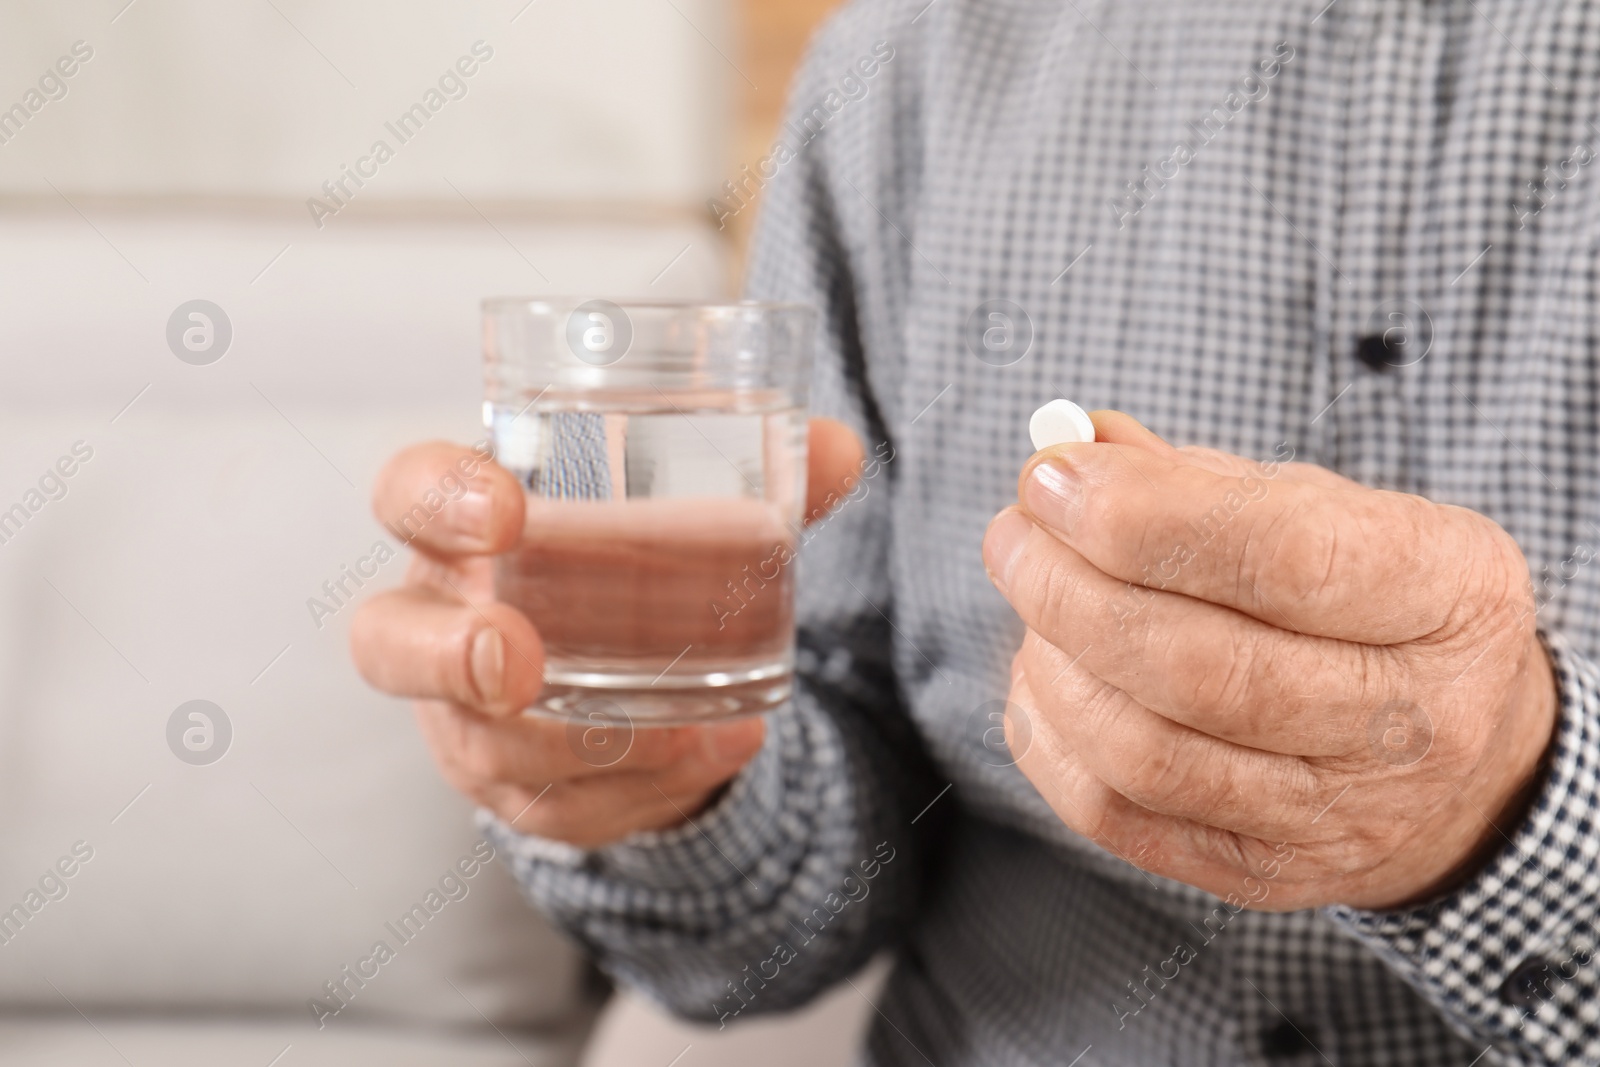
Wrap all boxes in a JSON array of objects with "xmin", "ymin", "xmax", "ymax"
[{"xmin": 350, "ymin": 420, "xmax": 864, "ymax": 849}]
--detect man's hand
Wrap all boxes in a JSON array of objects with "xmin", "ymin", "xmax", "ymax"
[
  {"xmin": 981, "ymin": 412, "xmax": 1559, "ymax": 910},
  {"xmin": 351, "ymin": 418, "xmax": 864, "ymax": 849}
]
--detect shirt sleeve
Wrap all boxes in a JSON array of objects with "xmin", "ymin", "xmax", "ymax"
[
  {"xmin": 482, "ymin": 2, "xmax": 947, "ymax": 1024},
  {"xmin": 1324, "ymin": 631, "xmax": 1600, "ymax": 1065}
]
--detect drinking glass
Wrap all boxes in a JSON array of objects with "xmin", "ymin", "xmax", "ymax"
[{"xmin": 483, "ymin": 298, "xmax": 815, "ymax": 725}]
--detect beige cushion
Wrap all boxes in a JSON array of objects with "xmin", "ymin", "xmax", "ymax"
[
  {"xmin": 0, "ymin": 212, "xmax": 725, "ymax": 1058},
  {"xmin": 0, "ymin": 1019, "xmax": 590, "ymax": 1067}
]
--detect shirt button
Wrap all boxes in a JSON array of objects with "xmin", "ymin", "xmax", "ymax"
[
  {"xmin": 1261, "ymin": 1020, "xmax": 1319, "ymax": 1058},
  {"xmin": 1355, "ymin": 333, "xmax": 1401, "ymax": 371},
  {"xmin": 1499, "ymin": 957, "xmax": 1557, "ymax": 1008}
]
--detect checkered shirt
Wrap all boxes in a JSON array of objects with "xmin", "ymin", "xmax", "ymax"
[{"xmin": 484, "ymin": 0, "xmax": 1600, "ymax": 1062}]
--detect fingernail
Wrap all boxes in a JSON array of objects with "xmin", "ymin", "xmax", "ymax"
[
  {"xmin": 471, "ymin": 627, "xmax": 504, "ymax": 703},
  {"xmin": 983, "ymin": 510, "xmax": 1032, "ymax": 594},
  {"xmin": 1024, "ymin": 458, "xmax": 1084, "ymax": 536},
  {"xmin": 704, "ymin": 720, "xmax": 762, "ymax": 765},
  {"xmin": 448, "ymin": 490, "xmax": 494, "ymax": 543}
]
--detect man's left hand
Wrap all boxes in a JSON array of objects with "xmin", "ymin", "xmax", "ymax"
[{"xmin": 981, "ymin": 412, "xmax": 1559, "ymax": 910}]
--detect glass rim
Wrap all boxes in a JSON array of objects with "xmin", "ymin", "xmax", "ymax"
[{"xmin": 481, "ymin": 296, "xmax": 815, "ymax": 316}]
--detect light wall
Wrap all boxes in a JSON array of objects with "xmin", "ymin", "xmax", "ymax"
[{"xmin": 0, "ymin": 0, "xmax": 731, "ymax": 212}]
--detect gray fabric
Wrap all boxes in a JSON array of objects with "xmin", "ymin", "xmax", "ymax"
[
  {"xmin": 485, "ymin": 0, "xmax": 1600, "ymax": 1063},
  {"xmin": 539, "ymin": 413, "xmax": 613, "ymax": 500}
]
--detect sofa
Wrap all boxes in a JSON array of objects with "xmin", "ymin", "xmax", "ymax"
[{"xmin": 0, "ymin": 1, "xmax": 734, "ymax": 1062}]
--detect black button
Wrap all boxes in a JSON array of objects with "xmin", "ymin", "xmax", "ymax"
[
  {"xmin": 1500, "ymin": 957, "xmax": 1558, "ymax": 1008},
  {"xmin": 1261, "ymin": 1020, "xmax": 1318, "ymax": 1057},
  {"xmin": 1355, "ymin": 332, "xmax": 1403, "ymax": 371}
]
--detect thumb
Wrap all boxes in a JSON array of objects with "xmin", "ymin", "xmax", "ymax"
[{"xmin": 803, "ymin": 417, "xmax": 867, "ymax": 526}]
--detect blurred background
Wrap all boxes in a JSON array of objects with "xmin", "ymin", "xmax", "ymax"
[{"xmin": 0, "ymin": 2, "xmax": 896, "ymax": 1065}]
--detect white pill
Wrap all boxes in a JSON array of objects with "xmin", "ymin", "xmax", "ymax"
[{"xmin": 1028, "ymin": 399, "xmax": 1095, "ymax": 451}]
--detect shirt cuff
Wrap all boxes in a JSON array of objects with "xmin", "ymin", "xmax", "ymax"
[{"xmin": 1325, "ymin": 632, "xmax": 1600, "ymax": 1063}]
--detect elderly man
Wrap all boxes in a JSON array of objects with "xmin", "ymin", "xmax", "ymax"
[{"xmin": 353, "ymin": 0, "xmax": 1600, "ymax": 1062}]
